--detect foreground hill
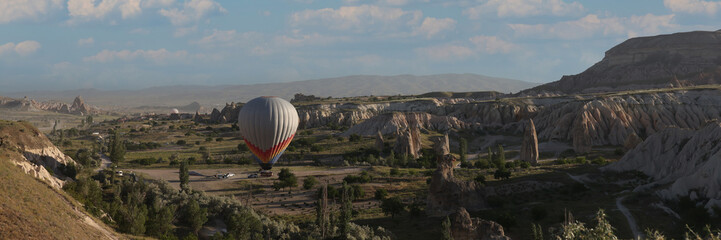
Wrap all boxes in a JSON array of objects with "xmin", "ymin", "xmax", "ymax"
[
  {"xmin": 5, "ymin": 74, "xmax": 536, "ymax": 109},
  {"xmin": 0, "ymin": 120, "xmax": 118, "ymax": 239},
  {"xmin": 524, "ymin": 30, "xmax": 721, "ymax": 95}
]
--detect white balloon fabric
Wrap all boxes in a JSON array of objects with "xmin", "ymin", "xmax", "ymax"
[{"xmin": 238, "ymin": 96, "xmax": 299, "ymax": 170}]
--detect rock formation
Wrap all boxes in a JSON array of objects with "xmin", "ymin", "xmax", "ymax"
[
  {"xmin": 393, "ymin": 125, "xmax": 422, "ymax": 159},
  {"xmin": 342, "ymin": 112, "xmax": 465, "ymax": 136},
  {"xmin": 375, "ymin": 131, "xmax": 384, "ymax": 152},
  {"xmin": 603, "ymin": 122, "xmax": 721, "ymax": 210},
  {"xmin": 449, "ymin": 207, "xmax": 510, "ymax": 240},
  {"xmin": 432, "ymin": 133, "xmax": 450, "ymax": 156},
  {"xmin": 623, "ymin": 132, "xmax": 643, "ymax": 152},
  {"xmin": 0, "ymin": 120, "xmax": 77, "ymax": 189},
  {"xmin": 208, "ymin": 102, "xmax": 242, "ymax": 123},
  {"xmin": 427, "ymin": 137, "xmax": 487, "ymax": 216},
  {"xmin": 525, "ymin": 30, "xmax": 721, "ymax": 94},
  {"xmin": 520, "ymin": 119, "xmax": 539, "ymax": 164}
]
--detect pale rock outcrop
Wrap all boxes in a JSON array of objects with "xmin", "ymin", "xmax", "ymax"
[
  {"xmin": 375, "ymin": 131, "xmax": 384, "ymax": 152},
  {"xmin": 342, "ymin": 112, "xmax": 465, "ymax": 136},
  {"xmin": 427, "ymin": 144, "xmax": 487, "ymax": 217},
  {"xmin": 297, "ymin": 99, "xmax": 444, "ymax": 129},
  {"xmin": 449, "ymin": 207, "xmax": 510, "ymax": 240},
  {"xmin": 520, "ymin": 119, "xmax": 539, "ymax": 164},
  {"xmin": 432, "ymin": 133, "xmax": 450, "ymax": 156},
  {"xmin": 0, "ymin": 121, "xmax": 77, "ymax": 189},
  {"xmin": 603, "ymin": 122, "xmax": 721, "ymax": 210},
  {"xmin": 393, "ymin": 125, "xmax": 422, "ymax": 159},
  {"xmin": 207, "ymin": 102, "xmax": 242, "ymax": 123}
]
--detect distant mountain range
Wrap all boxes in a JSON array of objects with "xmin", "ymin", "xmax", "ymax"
[{"xmin": 3, "ymin": 74, "xmax": 536, "ymax": 110}]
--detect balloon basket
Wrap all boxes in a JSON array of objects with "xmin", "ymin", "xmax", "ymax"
[{"xmin": 260, "ymin": 170, "xmax": 273, "ymax": 178}]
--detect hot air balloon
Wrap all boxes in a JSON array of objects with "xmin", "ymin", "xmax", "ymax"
[{"xmin": 238, "ymin": 96, "xmax": 299, "ymax": 174}]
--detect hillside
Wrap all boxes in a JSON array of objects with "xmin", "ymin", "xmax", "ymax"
[
  {"xmin": 524, "ymin": 30, "xmax": 721, "ymax": 94},
  {"xmin": 4, "ymin": 74, "xmax": 536, "ymax": 109},
  {"xmin": 0, "ymin": 120, "xmax": 118, "ymax": 239}
]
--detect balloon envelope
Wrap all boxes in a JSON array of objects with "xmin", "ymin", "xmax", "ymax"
[{"xmin": 238, "ymin": 96, "xmax": 299, "ymax": 170}]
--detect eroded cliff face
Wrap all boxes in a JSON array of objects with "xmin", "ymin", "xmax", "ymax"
[
  {"xmin": 300, "ymin": 88, "xmax": 721, "ymax": 154},
  {"xmin": 0, "ymin": 121, "xmax": 76, "ymax": 189},
  {"xmin": 603, "ymin": 122, "xmax": 721, "ymax": 210}
]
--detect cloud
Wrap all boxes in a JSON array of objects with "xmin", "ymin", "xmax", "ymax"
[
  {"xmin": 416, "ymin": 35, "xmax": 517, "ymax": 60},
  {"xmin": 174, "ymin": 26, "xmax": 197, "ymax": 37},
  {"xmin": 78, "ymin": 37, "xmax": 95, "ymax": 46},
  {"xmin": 469, "ymin": 35, "xmax": 516, "ymax": 54},
  {"xmin": 66, "ymin": 0, "xmax": 175, "ymax": 23},
  {"xmin": 0, "ymin": 0, "xmax": 63, "ymax": 24},
  {"xmin": 83, "ymin": 48, "xmax": 189, "ymax": 64},
  {"xmin": 4, "ymin": 1, "xmax": 60, "ymax": 22},
  {"xmin": 290, "ymin": 5, "xmax": 422, "ymax": 33},
  {"xmin": 275, "ymin": 32, "xmax": 350, "ymax": 47},
  {"xmin": 413, "ymin": 17, "xmax": 456, "ymax": 38},
  {"xmin": 664, "ymin": 0, "xmax": 721, "ymax": 15},
  {"xmin": 509, "ymin": 14, "xmax": 678, "ymax": 40},
  {"xmin": 464, "ymin": 0, "xmax": 584, "ymax": 19},
  {"xmin": 159, "ymin": 0, "xmax": 226, "ymax": 26},
  {"xmin": 0, "ymin": 40, "xmax": 42, "ymax": 56}
]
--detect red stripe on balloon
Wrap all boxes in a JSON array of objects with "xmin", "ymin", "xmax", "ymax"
[{"xmin": 244, "ymin": 134, "xmax": 295, "ymax": 163}]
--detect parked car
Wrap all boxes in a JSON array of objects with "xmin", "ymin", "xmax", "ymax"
[{"xmin": 247, "ymin": 173, "xmax": 259, "ymax": 178}]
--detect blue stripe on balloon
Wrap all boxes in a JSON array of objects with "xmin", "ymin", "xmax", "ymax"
[{"xmin": 269, "ymin": 149, "xmax": 286, "ymax": 166}]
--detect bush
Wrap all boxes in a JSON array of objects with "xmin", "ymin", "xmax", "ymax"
[
  {"xmin": 349, "ymin": 134, "xmax": 362, "ymax": 142},
  {"xmin": 520, "ymin": 161, "xmax": 531, "ymax": 168},
  {"xmin": 310, "ymin": 145, "xmax": 324, "ymax": 152},
  {"xmin": 374, "ymin": 189, "xmax": 388, "ymax": 200},
  {"xmin": 344, "ymin": 171, "xmax": 373, "ymax": 184},
  {"xmin": 176, "ymin": 140, "xmax": 187, "ymax": 145},
  {"xmin": 134, "ymin": 158, "xmax": 157, "ymax": 165},
  {"xmin": 494, "ymin": 168, "xmax": 511, "ymax": 180},
  {"xmin": 303, "ymin": 176, "xmax": 318, "ymax": 190},
  {"xmin": 475, "ymin": 159, "xmax": 490, "ymax": 169},
  {"xmin": 474, "ymin": 174, "xmax": 486, "ymax": 184},
  {"xmin": 591, "ymin": 156, "xmax": 606, "ymax": 165},
  {"xmin": 389, "ymin": 168, "xmax": 400, "ymax": 176}
]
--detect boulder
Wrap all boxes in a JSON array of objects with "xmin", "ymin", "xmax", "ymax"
[
  {"xmin": 449, "ymin": 207, "xmax": 510, "ymax": 240},
  {"xmin": 520, "ymin": 119, "xmax": 539, "ymax": 164}
]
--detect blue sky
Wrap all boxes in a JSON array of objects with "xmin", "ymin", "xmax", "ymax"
[{"xmin": 0, "ymin": 0, "xmax": 719, "ymax": 91}]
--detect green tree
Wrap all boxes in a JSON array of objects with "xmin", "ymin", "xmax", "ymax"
[
  {"xmin": 442, "ymin": 216, "xmax": 453, "ymax": 240},
  {"xmin": 109, "ymin": 131, "xmax": 126, "ymax": 163},
  {"xmin": 117, "ymin": 204, "xmax": 148, "ymax": 235},
  {"xmin": 146, "ymin": 205, "xmax": 175, "ymax": 237},
  {"xmin": 179, "ymin": 160, "xmax": 190, "ymax": 192},
  {"xmin": 277, "ymin": 168, "xmax": 298, "ymax": 191},
  {"xmin": 303, "ymin": 176, "xmax": 318, "ymax": 190},
  {"xmin": 340, "ymin": 182, "xmax": 352, "ymax": 236},
  {"xmin": 381, "ymin": 196, "xmax": 405, "ymax": 219},
  {"xmin": 184, "ymin": 199, "xmax": 207, "ymax": 235},
  {"xmin": 225, "ymin": 210, "xmax": 263, "ymax": 239},
  {"xmin": 86, "ymin": 115, "xmax": 94, "ymax": 125},
  {"xmin": 459, "ymin": 138, "xmax": 467, "ymax": 163},
  {"xmin": 374, "ymin": 188, "xmax": 388, "ymax": 200}
]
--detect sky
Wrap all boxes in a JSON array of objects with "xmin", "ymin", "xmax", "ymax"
[{"xmin": 0, "ymin": 0, "xmax": 719, "ymax": 92}]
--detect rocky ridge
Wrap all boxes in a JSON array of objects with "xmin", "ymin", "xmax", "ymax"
[
  {"xmin": 0, "ymin": 95, "xmax": 98, "ymax": 115},
  {"xmin": 0, "ymin": 120, "xmax": 76, "ymax": 189},
  {"xmin": 525, "ymin": 30, "xmax": 721, "ymax": 94},
  {"xmin": 448, "ymin": 207, "xmax": 511, "ymax": 240},
  {"xmin": 603, "ymin": 122, "xmax": 721, "ymax": 210}
]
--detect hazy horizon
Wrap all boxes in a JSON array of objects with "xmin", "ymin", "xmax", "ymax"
[{"xmin": 1, "ymin": 0, "xmax": 719, "ymax": 92}]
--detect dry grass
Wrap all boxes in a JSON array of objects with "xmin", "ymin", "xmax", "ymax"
[{"xmin": 0, "ymin": 150, "xmax": 116, "ymax": 239}]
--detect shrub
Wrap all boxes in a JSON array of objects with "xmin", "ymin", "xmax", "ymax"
[
  {"xmin": 176, "ymin": 140, "xmax": 187, "ymax": 145},
  {"xmin": 374, "ymin": 189, "xmax": 388, "ymax": 200},
  {"xmin": 303, "ymin": 176, "xmax": 318, "ymax": 190},
  {"xmin": 474, "ymin": 174, "xmax": 486, "ymax": 184},
  {"xmin": 520, "ymin": 161, "xmax": 531, "ymax": 169},
  {"xmin": 389, "ymin": 168, "xmax": 400, "ymax": 176},
  {"xmin": 591, "ymin": 156, "xmax": 606, "ymax": 165},
  {"xmin": 349, "ymin": 134, "xmax": 362, "ymax": 142},
  {"xmin": 475, "ymin": 159, "xmax": 491, "ymax": 169}
]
